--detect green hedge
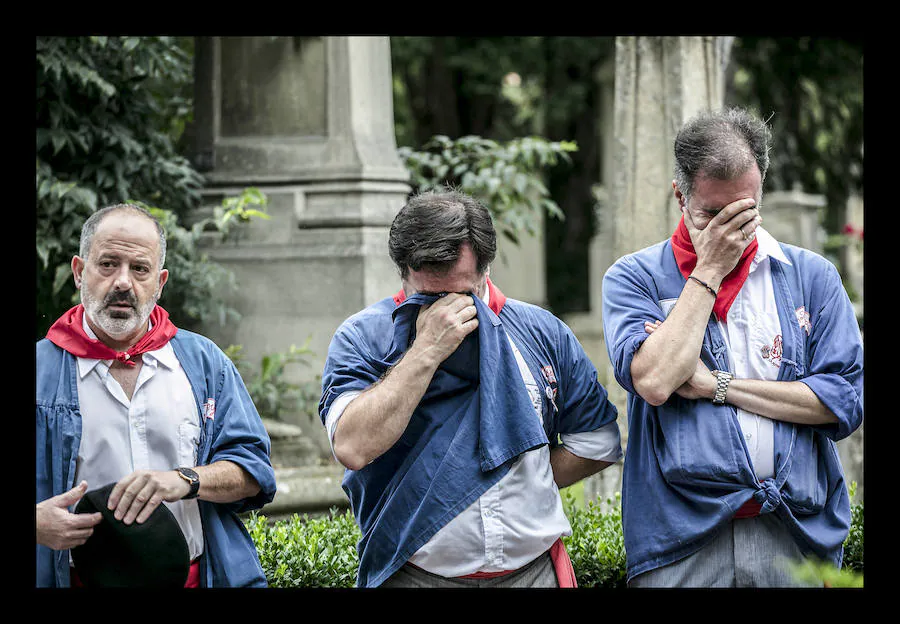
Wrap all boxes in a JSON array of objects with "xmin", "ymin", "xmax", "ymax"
[{"xmin": 246, "ymin": 490, "xmax": 863, "ymax": 588}]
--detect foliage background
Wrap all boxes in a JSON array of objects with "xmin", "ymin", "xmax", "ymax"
[
  {"xmin": 37, "ymin": 35, "xmax": 863, "ymax": 337},
  {"xmin": 391, "ymin": 36, "xmax": 863, "ymax": 316},
  {"xmin": 36, "ymin": 36, "xmax": 204, "ymax": 339}
]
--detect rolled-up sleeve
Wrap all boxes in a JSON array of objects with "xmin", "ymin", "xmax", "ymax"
[
  {"xmin": 797, "ymin": 260, "xmax": 864, "ymax": 441},
  {"xmin": 601, "ymin": 256, "xmax": 660, "ymax": 396},
  {"xmin": 561, "ymin": 421, "xmax": 624, "ymax": 462},
  {"xmin": 324, "ymin": 390, "xmax": 362, "ymax": 459}
]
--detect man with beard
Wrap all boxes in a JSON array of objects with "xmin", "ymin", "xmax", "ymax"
[{"xmin": 36, "ymin": 203, "xmax": 276, "ymax": 587}]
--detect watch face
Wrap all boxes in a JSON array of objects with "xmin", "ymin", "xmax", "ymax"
[{"xmin": 179, "ymin": 468, "xmax": 199, "ymax": 483}]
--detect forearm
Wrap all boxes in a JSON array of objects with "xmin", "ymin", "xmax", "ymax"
[
  {"xmin": 721, "ymin": 377, "xmax": 838, "ymax": 426},
  {"xmin": 631, "ymin": 278, "xmax": 717, "ymax": 405},
  {"xmin": 333, "ymin": 345, "xmax": 439, "ymax": 470},
  {"xmin": 194, "ymin": 460, "xmax": 261, "ymax": 503},
  {"xmin": 549, "ymin": 446, "xmax": 614, "ymax": 490}
]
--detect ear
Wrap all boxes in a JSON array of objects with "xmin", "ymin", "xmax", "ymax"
[
  {"xmin": 672, "ymin": 180, "xmax": 686, "ymax": 208},
  {"xmin": 72, "ymin": 256, "xmax": 85, "ymax": 289},
  {"xmin": 156, "ymin": 268, "xmax": 170, "ymax": 299}
]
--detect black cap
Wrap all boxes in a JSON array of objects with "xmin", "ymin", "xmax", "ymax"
[{"xmin": 70, "ymin": 482, "xmax": 190, "ymax": 588}]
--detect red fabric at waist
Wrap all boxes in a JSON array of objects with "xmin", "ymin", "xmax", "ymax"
[
  {"xmin": 70, "ymin": 559, "xmax": 201, "ymax": 588},
  {"xmin": 734, "ymin": 498, "xmax": 763, "ymax": 519}
]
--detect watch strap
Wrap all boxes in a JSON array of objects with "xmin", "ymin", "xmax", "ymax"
[{"xmin": 176, "ymin": 467, "xmax": 200, "ymax": 500}]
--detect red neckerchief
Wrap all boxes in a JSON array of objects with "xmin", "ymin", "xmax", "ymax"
[
  {"xmin": 46, "ymin": 304, "xmax": 178, "ymax": 367},
  {"xmin": 393, "ymin": 277, "xmax": 507, "ymax": 315},
  {"xmin": 671, "ymin": 215, "xmax": 758, "ymax": 322}
]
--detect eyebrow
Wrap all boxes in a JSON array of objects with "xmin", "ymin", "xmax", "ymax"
[{"xmin": 96, "ymin": 252, "xmax": 152, "ymax": 265}]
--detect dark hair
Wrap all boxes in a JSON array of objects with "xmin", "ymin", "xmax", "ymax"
[
  {"xmin": 673, "ymin": 107, "xmax": 772, "ymax": 201},
  {"xmin": 388, "ymin": 188, "xmax": 496, "ymax": 279},
  {"xmin": 79, "ymin": 203, "xmax": 167, "ymax": 269}
]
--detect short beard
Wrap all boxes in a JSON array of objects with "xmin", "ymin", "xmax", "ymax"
[{"xmin": 81, "ymin": 286, "xmax": 157, "ymax": 340}]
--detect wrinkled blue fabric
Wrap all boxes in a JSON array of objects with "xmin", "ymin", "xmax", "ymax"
[
  {"xmin": 321, "ymin": 292, "xmax": 618, "ymax": 587},
  {"xmin": 602, "ymin": 239, "xmax": 863, "ymax": 581},
  {"xmin": 36, "ymin": 329, "xmax": 277, "ymax": 587}
]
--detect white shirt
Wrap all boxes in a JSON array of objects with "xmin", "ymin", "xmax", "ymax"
[
  {"xmin": 73, "ymin": 316, "xmax": 204, "ymax": 560},
  {"xmin": 326, "ymin": 289, "xmax": 623, "ymax": 576},
  {"xmin": 716, "ymin": 226, "xmax": 791, "ymax": 481}
]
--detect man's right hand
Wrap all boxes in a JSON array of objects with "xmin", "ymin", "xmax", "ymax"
[
  {"xmin": 684, "ymin": 198, "xmax": 761, "ymax": 287},
  {"xmin": 36, "ymin": 481, "xmax": 103, "ymax": 551},
  {"xmin": 410, "ymin": 293, "xmax": 479, "ymax": 368}
]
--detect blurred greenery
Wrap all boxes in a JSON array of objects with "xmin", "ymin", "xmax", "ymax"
[
  {"xmin": 224, "ymin": 340, "xmax": 321, "ymax": 423},
  {"xmin": 392, "ymin": 36, "xmax": 615, "ymax": 315},
  {"xmin": 399, "ymin": 134, "xmax": 576, "ymax": 248},
  {"xmin": 727, "ymin": 37, "xmax": 863, "ymax": 285},
  {"xmin": 38, "ymin": 36, "xmax": 862, "ymax": 325},
  {"xmin": 36, "ymin": 36, "xmax": 204, "ymax": 337},
  {"xmin": 392, "ymin": 36, "xmax": 863, "ymax": 315}
]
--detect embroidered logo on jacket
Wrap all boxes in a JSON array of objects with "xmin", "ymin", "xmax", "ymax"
[
  {"xmin": 760, "ymin": 335, "xmax": 783, "ymax": 367},
  {"xmin": 203, "ymin": 398, "xmax": 216, "ymax": 420},
  {"xmin": 541, "ymin": 365, "xmax": 557, "ymax": 385},
  {"xmin": 795, "ymin": 306, "xmax": 812, "ymax": 335}
]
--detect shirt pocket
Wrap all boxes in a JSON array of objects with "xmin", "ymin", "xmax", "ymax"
[{"xmin": 178, "ymin": 422, "xmax": 202, "ymax": 467}]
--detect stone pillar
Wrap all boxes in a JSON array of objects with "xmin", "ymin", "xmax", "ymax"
[
  {"xmin": 760, "ymin": 188, "xmax": 826, "ymax": 255},
  {"xmin": 572, "ymin": 36, "xmax": 733, "ymax": 506},
  {"xmin": 488, "ymin": 210, "xmax": 547, "ymax": 308},
  {"xmin": 191, "ymin": 36, "xmax": 411, "ymax": 514}
]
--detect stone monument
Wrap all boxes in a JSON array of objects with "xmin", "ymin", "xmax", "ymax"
[{"xmin": 191, "ymin": 36, "xmax": 411, "ymax": 516}]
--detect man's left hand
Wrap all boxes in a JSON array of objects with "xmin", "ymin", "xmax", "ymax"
[{"xmin": 107, "ymin": 470, "xmax": 192, "ymax": 525}]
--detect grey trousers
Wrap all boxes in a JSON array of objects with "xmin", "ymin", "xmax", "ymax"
[
  {"xmin": 628, "ymin": 513, "xmax": 820, "ymax": 588},
  {"xmin": 379, "ymin": 551, "xmax": 559, "ymax": 588}
]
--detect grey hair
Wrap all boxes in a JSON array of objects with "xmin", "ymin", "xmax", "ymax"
[
  {"xmin": 388, "ymin": 187, "xmax": 496, "ymax": 279},
  {"xmin": 79, "ymin": 203, "xmax": 167, "ymax": 269},
  {"xmin": 673, "ymin": 107, "xmax": 772, "ymax": 201}
]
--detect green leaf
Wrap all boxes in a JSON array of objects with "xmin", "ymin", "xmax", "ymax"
[{"xmin": 51, "ymin": 263, "xmax": 73, "ymax": 295}]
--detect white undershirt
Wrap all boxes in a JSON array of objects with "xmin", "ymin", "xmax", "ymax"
[
  {"xmin": 716, "ymin": 226, "xmax": 792, "ymax": 481},
  {"xmin": 326, "ymin": 290, "xmax": 623, "ymax": 576},
  {"xmin": 73, "ymin": 316, "xmax": 204, "ymax": 560}
]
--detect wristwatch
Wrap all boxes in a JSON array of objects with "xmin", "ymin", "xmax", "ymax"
[
  {"xmin": 710, "ymin": 370, "xmax": 734, "ymax": 406},
  {"xmin": 175, "ymin": 467, "xmax": 200, "ymax": 500}
]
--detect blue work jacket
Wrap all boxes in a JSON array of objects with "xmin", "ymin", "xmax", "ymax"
[
  {"xmin": 35, "ymin": 329, "xmax": 277, "ymax": 587},
  {"xmin": 602, "ymin": 239, "xmax": 863, "ymax": 580},
  {"xmin": 320, "ymin": 290, "xmax": 619, "ymax": 587}
]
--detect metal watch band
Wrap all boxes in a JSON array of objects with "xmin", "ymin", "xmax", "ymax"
[{"xmin": 712, "ymin": 370, "xmax": 733, "ymax": 405}]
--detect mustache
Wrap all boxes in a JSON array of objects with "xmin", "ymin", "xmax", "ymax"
[{"xmin": 104, "ymin": 291, "xmax": 137, "ymax": 307}]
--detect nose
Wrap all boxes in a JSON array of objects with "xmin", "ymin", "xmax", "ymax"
[{"xmin": 112, "ymin": 264, "xmax": 133, "ymax": 291}]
